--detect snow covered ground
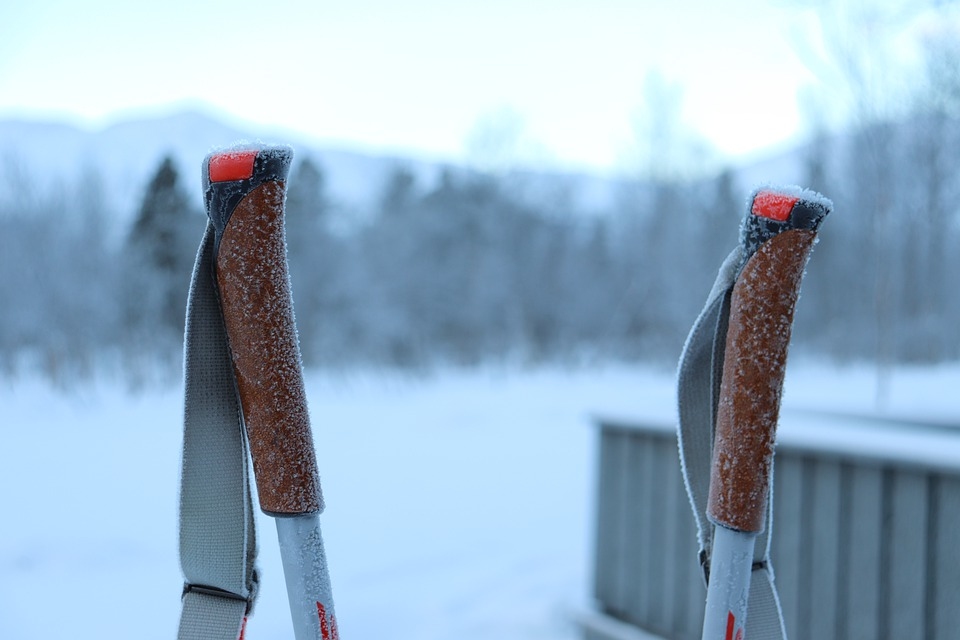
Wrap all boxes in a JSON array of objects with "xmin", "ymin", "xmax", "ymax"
[{"xmin": 1, "ymin": 361, "xmax": 959, "ymax": 639}]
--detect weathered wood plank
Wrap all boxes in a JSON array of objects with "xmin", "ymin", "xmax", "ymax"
[
  {"xmin": 842, "ymin": 464, "xmax": 883, "ymax": 640},
  {"xmin": 620, "ymin": 433, "xmax": 650, "ymax": 625},
  {"xmin": 595, "ymin": 429, "xmax": 629, "ymax": 614},
  {"xmin": 932, "ymin": 475, "xmax": 960, "ymax": 639},
  {"xmin": 886, "ymin": 470, "xmax": 929, "ymax": 639},
  {"xmin": 771, "ymin": 454, "xmax": 805, "ymax": 639},
  {"xmin": 806, "ymin": 457, "xmax": 842, "ymax": 640}
]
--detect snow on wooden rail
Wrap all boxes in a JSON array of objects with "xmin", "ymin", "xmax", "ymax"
[{"xmin": 585, "ymin": 412, "xmax": 960, "ymax": 640}]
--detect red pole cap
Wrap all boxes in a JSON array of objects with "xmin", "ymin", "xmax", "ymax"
[{"xmin": 208, "ymin": 149, "xmax": 259, "ymax": 183}]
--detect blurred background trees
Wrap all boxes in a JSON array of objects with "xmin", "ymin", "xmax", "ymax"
[{"xmin": 4, "ymin": 3, "xmax": 960, "ymax": 383}]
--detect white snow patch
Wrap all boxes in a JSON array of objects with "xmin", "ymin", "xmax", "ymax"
[
  {"xmin": 0, "ymin": 365, "xmax": 671, "ymax": 639},
  {"xmin": 2, "ymin": 361, "xmax": 957, "ymax": 639}
]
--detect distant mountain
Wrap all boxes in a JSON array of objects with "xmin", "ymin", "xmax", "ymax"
[
  {"xmin": 0, "ymin": 109, "xmax": 438, "ymax": 220},
  {"xmin": 0, "ymin": 108, "xmax": 811, "ymax": 230}
]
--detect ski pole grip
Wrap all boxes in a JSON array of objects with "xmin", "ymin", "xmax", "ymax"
[
  {"xmin": 707, "ymin": 188, "xmax": 830, "ymax": 533},
  {"xmin": 203, "ymin": 144, "xmax": 323, "ymax": 516}
]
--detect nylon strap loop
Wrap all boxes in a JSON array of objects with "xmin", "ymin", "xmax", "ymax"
[
  {"xmin": 177, "ymin": 223, "xmax": 259, "ymax": 639},
  {"xmin": 178, "ymin": 590, "xmax": 247, "ymax": 640}
]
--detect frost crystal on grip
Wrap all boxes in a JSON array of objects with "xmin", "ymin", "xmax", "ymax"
[
  {"xmin": 205, "ymin": 144, "xmax": 323, "ymax": 516},
  {"xmin": 709, "ymin": 229, "xmax": 817, "ymax": 532},
  {"xmin": 708, "ymin": 185, "xmax": 832, "ymax": 533}
]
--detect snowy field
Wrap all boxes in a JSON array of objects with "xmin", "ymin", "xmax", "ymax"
[{"xmin": 2, "ymin": 360, "xmax": 960, "ymax": 639}]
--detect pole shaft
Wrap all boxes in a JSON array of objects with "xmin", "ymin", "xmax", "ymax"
[
  {"xmin": 702, "ymin": 526, "xmax": 755, "ymax": 640},
  {"xmin": 276, "ymin": 515, "xmax": 339, "ymax": 640}
]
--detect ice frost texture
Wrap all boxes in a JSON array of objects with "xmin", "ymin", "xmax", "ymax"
[
  {"xmin": 708, "ymin": 229, "xmax": 817, "ymax": 532},
  {"xmin": 276, "ymin": 516, "xmax": 338, "ymax": 638},
  {"xmin": 216, "ymin": 180, "xmax": 323, "ymax": 516}
]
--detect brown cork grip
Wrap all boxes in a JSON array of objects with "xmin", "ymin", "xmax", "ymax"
[
  {"xmin": 706, "ymin": 229, "xmax": 816, "ymax": 533},
  {"xmin": 215, "ymin": 180, "xmax": 323, "ymax": 516}
]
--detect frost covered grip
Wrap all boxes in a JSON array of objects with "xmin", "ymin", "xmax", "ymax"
[
  {"xmin": 707, "ymin": 189, "xmax": 830, "ymax": 533},
  {"xmin": 203, "ymin": 145, "xmax": 323, "ymax": 516}
]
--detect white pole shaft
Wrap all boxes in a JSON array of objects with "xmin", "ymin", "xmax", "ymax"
[
  {"xmin": 701, "ymin": 526, "xmax": 756, "ymax": 640},
  {"xmin": 276, "ymin": 514, "xmax": 338, "ymax": 640}
]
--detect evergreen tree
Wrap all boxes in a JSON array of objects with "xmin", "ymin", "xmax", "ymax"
[
  {"xmin": 284, "ymin": 156, "xmax": 338, "ymax": 364},
  {"xmin": 125, "ymin": 155, "xmax": 201, "ymax": 342},
  {"xmin": 286, "ymin": 156, "xmax": 329, "ymax": 244},
  {"xmin": 379, "ymin": 165, "xmax": 418, "ymax": 217}
]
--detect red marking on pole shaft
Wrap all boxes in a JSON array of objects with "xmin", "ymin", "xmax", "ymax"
[
  {"xmin": 752, "ymin": 190, "xmax": 798, "ymax": 222},
  {"xmin": 725, "ymin": 611, "xmax": 735, "ymax": 640},
  {"xmin": 238, "ymin": 616, "xmax": 247, "ymax": 640},
  {"xmin": 209, "ymin": 150, "xmax": 258, "ymax": 182},
  {"xmin": 317, "ymin": 602, "xmax": 340, "ymax": 640}
]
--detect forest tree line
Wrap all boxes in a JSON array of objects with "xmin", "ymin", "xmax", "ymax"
[{"xmin": 3, "ymin": 101, "xmax": 960, "ymax": 385}]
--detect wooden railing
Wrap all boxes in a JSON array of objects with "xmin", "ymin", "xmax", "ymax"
[{"xmin": 582, "ymin": 412, "xmax": 960, "ymax": 640}]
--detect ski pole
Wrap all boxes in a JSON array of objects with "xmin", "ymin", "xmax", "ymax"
[
  {"xmin": 701, "ymin": 188, "xmax": 830, "ymax": 640},
  {"xmin": 204, "ymin": 144, "xmax": 338, "ymax": 640}
]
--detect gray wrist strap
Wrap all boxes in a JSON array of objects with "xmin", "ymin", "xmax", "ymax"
[
  {"xmin": 177, "ymin": 223, "xmax": 259, "ymax": 640},
  {"xmin": 677, "ymin": 247, "xmax": 787, "ymax": 639}
]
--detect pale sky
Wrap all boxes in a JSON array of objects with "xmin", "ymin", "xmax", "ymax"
[{"xmin": 1, "ymin": 0, "xmax": 830, "ymax": 170}]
